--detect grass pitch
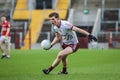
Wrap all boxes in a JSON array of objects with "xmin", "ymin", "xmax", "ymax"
[{"xmin": 0, "ymin": 49, "xmax": 120, "ymax": 80}]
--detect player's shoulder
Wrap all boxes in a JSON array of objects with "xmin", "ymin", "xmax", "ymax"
[
  {"xmin": 61, "ymin": 20, "xmax": 73, "ymax": 27},
  {"xmin": 61, "ymin": 20, "xmax": 70, "ymax": 24},
  {"xmin": 5, "ymin": 21, "xmax": 11, "ymax": 27},
  {"xmin": 4, "ymin": 21, "xmax": 10, "ymax": 24}
]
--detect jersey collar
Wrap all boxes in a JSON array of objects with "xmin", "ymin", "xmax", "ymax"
[{"xmin": 57, "ymin": 20, "xmax": 61, "ymax": 28}]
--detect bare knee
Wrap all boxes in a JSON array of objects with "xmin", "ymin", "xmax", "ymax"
[
  {"xmin": 6, "ymin": 44, "xmax": 10, "ymax": 51},
  {"xmin": 0, "ymin": 41, "xmax": 3, "ymax": 46},
  {"xmin": 57, "ymin": 53, "xmax": 64, "ymax": 60},
  {"xmin": 6, "ymin": 47, "xmax": 10, "ymax": 51}
]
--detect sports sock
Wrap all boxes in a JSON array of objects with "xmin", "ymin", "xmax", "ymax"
[
  {"xmin": 62, "ymin": 67, "xmax": 67, "ymax": 72},
  {"xmin": 48, "ymin": 66, "xmax": 54, "ymax": 72},
  {"xmin": 7, "ymin": 55, "xmax": 10, "ymax": 58},
  {"xmin": 2, "ymin": 53, "xmax": 6, "ymax": 56}
]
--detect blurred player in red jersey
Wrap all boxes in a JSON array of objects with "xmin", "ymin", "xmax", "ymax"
[
  {"xmin": 42, "ymin": 12, "xmax": 97, "ymax": 74},
  {"xmin": 0, "ymin": 15, "xmax": 11, "ymax": 59}
]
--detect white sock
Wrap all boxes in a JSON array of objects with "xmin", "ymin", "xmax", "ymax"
[
  {"xmin": 2, "ymin": 53, "xmax": 6, "ymax": 56},
  {"xmin": 7, "ymin": 55, "xmax": 10, "ymax": 58}
]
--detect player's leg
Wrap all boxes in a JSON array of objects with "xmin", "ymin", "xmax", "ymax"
[
  {"xmin": 42, "ymin": 47, "xmax": 73, "ymax": 74},
  {"xmin": 0, "ymin": 36, "xmax": 6, "ymax": 59},
  {"xmin": 58, "ymin": 56, "xmax": 68, "ymax": 74},
  {"xmin": 0, "ymin": 41, "xmax": 4, "ymax": 53},
  {"xmin": 5, "ymin": 37, "xmax": 11, "ymax": 58},
  {"xmin": 62, "ymin": 56, "xmax": 67, "ymax": 71},
  {"xmin": 58, "ymin": 43, "xmax": 79, "ymax": 74},
  {"xmin": 52, "ymin": 47, "xmax": 73, "ymax": 67},
  {"xmin": 5, "ymin": 43, "xmax": 10, "ymax": 58}
]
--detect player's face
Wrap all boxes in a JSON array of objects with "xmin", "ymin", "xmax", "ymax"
[
  {"xmin": 49, "ymin": 16, "xmax": 59, "ymax": 26},
  {"xmin": 1, "ymin": 16, "xmax": 6, "ymax": 22}
]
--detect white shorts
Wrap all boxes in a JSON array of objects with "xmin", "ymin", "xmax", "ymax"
[{"xmin": 0, "ymin": 36, "xmax": 11, "ymax": 44}]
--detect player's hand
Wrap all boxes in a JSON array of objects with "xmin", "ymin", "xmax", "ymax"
[
  {"xmin": 88, "ymin": 34, "xmax": 97, "ymax": 42},
  {"xmin": 44, "ymin": 45, "xmax": 53, "ymax": 50},
  {"xmin": 3, "ymin": 36, "xmax": 7, "ymax": 40}
]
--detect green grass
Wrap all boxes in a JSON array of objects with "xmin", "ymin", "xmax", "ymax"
[{"xmin": 0, "ymin": 49, "xmax": 120, "ymax": 80}]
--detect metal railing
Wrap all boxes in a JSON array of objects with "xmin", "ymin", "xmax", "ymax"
[{"xmin": 92, "ymin": 8, "xmax": 101, "ymax": 37}]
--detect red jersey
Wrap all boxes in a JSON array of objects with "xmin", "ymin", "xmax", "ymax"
[{"xmin": 1, "ymin": 21, "xmax": 11, "ymax": 36}]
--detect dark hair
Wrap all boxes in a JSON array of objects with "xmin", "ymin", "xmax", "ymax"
[
  {"xmin": 0, "ymin": 14, "xmax": 7, "ymax": 17},
  {"xmin": 49, "ymin": 12, "xmax": 59, "ymax": 18},
  {"xmin": 0, "ymin": 15, "xmax": 10, "ymax": 20}
]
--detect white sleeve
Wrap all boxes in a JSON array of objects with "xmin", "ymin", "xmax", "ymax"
[{"xmin": 64, "ymin": 21, "xmax": 73, "ymax": 30}]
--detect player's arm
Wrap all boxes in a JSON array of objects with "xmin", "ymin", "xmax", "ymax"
[
  {"xmin": 45, "ymin": 33, "xmax": 61, "ymax": 50},
  {"xmin": 72, "ymin": 26, "xmax": 97, "ymax": 41},
  {"xmin": 72, "ymin": 26, "xmax": 89, "ymax": 35},
  {"xmin": 5, "ymin": 23, "xmax": 10, "ymax": 37},
  {"xmin": 51, "ymin": 32, "xmax": 61, "ymax": 46},
  {"xmin": 5, "ymin": 28, "xmax": 10, "ymax": 37}
]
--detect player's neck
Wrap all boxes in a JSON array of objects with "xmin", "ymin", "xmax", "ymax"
[
  {"xmin": 3, "ymin": 20, "xmax": 7, "ymax": 23},
  {"xmin": 57, "ymin": 20, "xmax": 61, "ymax": 28}
]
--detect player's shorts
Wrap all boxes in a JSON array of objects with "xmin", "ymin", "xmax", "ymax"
[
  {"xmin": 61, "ymin": 43, "xmax": 79, "ymax": 52},
  {"xmin": 0, "ymin": 36, "xmax": 11, "ymax": 44}
]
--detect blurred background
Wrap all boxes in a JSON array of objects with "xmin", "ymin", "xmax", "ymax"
[{"xmin": 0, "ymin": 0, "xmax": 120, "ymax": 50}]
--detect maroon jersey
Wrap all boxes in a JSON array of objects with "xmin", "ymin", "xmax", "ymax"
[{"xmin": 1, "ymin": 21, "xmax": 10, "ymax": 36}]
